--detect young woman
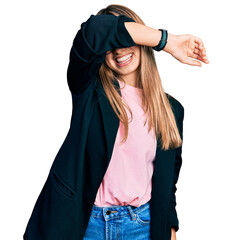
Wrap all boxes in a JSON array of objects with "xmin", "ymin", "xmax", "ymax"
[{"xmin": 23, "ymin": 4, "xmax": 209, "ymax": 240}]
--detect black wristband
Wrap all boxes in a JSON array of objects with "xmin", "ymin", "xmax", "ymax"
[{"xmin": 152, "ymin": 29, "xmax": 168, "ymax": 51}]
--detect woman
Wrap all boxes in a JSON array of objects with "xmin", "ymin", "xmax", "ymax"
[{"xmin": 23, "ymin": 4, "xmax": 209, "ymax": 240}]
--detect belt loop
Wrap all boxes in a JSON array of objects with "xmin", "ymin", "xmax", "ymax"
[{"xmin": 127, "ymin": 205, "xmax": 136, "ymax": 221}]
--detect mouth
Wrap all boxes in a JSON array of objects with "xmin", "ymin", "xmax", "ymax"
[{"xmin": 115, "ymin": 53, "xmax": 133, "ymax": 67}]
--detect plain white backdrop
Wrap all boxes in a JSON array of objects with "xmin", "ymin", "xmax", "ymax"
[{"xmin": 1, "ymin": 0, "xmax": 231, "ymax": 239}]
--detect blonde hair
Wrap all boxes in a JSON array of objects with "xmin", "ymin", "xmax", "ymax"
[{"xmin": 96, "ymin": 4, "xmax": 182, "ymax": 150}]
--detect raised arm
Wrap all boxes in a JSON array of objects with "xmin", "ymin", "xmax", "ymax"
[
  {"xmin": 67, "ymin": 14, "xmax": 136, "ymax": 95},
  {"xmin": 67, "ymin": 14, "xmax": 209, "ymax": 95},
  {"xmin": 124, "ymin": 21, "xmax": 209, "ymax": 67}
]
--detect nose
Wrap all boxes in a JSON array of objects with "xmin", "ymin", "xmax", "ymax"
[
  {"xmin": 112, "ymin": 48, "xmax": 128, "ymax": 54},
  {"xmin": 113, "ymin": 48, "xmax": 132, "ymax": 58}
]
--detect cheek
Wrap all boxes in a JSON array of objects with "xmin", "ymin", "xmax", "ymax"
[{"xmin": 105, "ymin": 58, "xmax": 116, "ymax": 69}]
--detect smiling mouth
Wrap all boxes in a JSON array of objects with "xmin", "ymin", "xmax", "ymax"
[{"xmin": 115, "ymin": 53, "xmax": 133, "ymax": 66}]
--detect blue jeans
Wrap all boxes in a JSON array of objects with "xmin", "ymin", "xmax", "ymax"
[{"xmin": 83, "ymin": 200, "xmax": 151, "ymax": 240}]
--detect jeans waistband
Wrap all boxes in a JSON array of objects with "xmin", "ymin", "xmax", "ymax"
[{"xmin": 91, "ymin": 200, "xmax": 151, "ymax": 222}]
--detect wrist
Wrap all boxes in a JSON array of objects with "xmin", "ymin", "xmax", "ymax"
[
  {"xmin": 163, "ymin": 33, "xmax": 176, "ymax": 54},
  {"xmin": 152, "ymin": 29, "xmax": 168, "ymax": 51}
]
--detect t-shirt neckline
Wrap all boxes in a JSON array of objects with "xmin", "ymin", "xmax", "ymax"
[{"xmin": 117, "ymin": 79, "xmax": 143, "ymax": 92}]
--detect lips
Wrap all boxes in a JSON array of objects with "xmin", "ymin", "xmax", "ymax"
[{"xmin": 115, "ymin": 53, "xmax": 133, "ymax": 66}]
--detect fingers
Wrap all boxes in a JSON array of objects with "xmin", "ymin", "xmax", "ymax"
[
  {"xmin": 193, "ymin": 37, "xmax": 209, "ymax": 64},
  {"xmin": 192, "ymin": 47, "xmax": 208, "ymax": 63},
  {"xmin": 187, "ymin": 37, "xmax": 209, "ymax": 65},
  {"xmin": 187, "ymin": 47, "xmax": 204, "ymax": 66},
  {"xmin": 184, "ymin": 58, "xmax": 202, "ymax": 67},
  {"xmin": 175, "ymin": 34, "xmax": 209, "ymax": 66}
]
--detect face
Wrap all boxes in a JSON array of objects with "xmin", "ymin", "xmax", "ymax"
[{"xmin": 104, "ymin": 45, "xmax": 141, "ymax": 79}]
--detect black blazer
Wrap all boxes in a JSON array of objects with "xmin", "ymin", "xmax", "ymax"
[{"xmin": 23, "ymin": 14, "xmax": 184, "ymax": 240}]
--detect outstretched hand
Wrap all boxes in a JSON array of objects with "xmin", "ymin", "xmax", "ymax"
[{"xmin": 163, "ymin": 33, "xmax": 209, "ymax": 67}]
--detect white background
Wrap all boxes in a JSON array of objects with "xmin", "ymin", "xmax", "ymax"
[{"xmin": 1, "ymin": 0, "xmax": 231, "ymax": 239}]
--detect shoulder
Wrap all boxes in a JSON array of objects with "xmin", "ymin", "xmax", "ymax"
[{"xmin": 165, "ymin": 92, "xmax": 184, "ymax": 121}]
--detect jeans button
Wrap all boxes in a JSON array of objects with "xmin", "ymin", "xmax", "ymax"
[{"xmin": 106, "ymin": 210, "xmax": 111, "ymax": 215}]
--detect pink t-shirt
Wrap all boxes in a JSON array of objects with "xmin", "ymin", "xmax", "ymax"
[{"xmin": 94, "ymin": 79, "xmax": 157, "ymax": 207}]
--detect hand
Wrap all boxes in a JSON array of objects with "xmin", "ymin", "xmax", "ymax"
[
  {"xmin": 163, "ymin": 33, "xmax": 209, "ymax": 67},
  {"xmin": 171, "ymin": 227, "xmax": 176, "ymax": 240}
]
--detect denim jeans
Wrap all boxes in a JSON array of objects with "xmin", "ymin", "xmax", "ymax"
[{"xmin": 83, "ymin": 199, "xmax": 151, "ymax": 240}]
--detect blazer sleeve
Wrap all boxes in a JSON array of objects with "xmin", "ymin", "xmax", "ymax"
[
  {"xmin": 168, "ymin": 103, "xmax": 184, "ymax": 232},
  {"xmin": 67, "ymin": 14, "xmax": 136, "ymax": 95}
]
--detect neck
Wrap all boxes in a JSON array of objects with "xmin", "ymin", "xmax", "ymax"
[{"xmin": 118, "ymin": 71, "xmax": 139, "ymax": 88}]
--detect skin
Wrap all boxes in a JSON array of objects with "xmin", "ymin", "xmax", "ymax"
[
  {"xmin": 105, "ymin": 45, "xmax": 141, "ymax": 87},
  {"xmin": 171, "ymin": 227, "xmax": 176, "ymax": 240},
  {"xmin": 163, "ymin": 32, "xmax": 209, "ymax": 67}
]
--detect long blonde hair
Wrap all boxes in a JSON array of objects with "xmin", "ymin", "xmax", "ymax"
[{"xmin": 96, "ymin": 4, "xmax": 182, "ymax": 151}]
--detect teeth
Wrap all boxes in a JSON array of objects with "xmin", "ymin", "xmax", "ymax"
[{"xmin": 116, "ymin": 53, "xmax": 132, "ymax": 63}]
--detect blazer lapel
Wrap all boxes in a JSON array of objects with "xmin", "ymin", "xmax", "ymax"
[{"xmin": 151, "ymin": 136, "xmax": 176, "ymax": 236}]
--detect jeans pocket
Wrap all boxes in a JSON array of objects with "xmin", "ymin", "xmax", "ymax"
[{"xmin": 135, "ymin": 206, "xmax": 151, "ymax": 226}]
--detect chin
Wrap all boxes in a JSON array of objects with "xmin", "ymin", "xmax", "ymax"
[{"xmin": 117, "ymin": 67, "xmax": 138, "ymax": 75}]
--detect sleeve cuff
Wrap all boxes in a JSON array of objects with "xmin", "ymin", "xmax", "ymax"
[{"xmin": 116, "ymin": 15, "xmax": 136, "ymax": 47}]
